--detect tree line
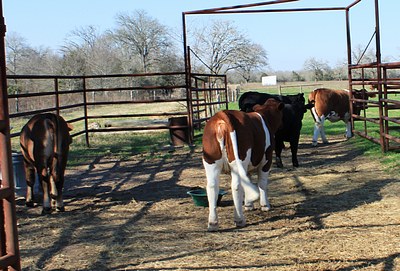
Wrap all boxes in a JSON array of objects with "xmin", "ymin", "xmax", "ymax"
[{"xmin": 6, "ymin": 9, "xmax": 394, "ymax": 93}]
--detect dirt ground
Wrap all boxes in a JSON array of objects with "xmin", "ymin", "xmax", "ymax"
[{"xmin": 15, "ymin": 135, "xmax": 400, "ymax": 271}]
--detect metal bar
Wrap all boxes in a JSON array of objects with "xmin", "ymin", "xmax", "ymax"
[
  {"xmin": 184, "ymin": 0, "xmax": 298, "ymax": 14},
  {"xmin": 82, "ymin": 78, "xmax": 90, "ymax": 147},
  {"xmin": 347, "ymin": 0, "xmax": 362, "ymax": 10},
  {"xmin": 55, "ymin": 78, "xmax": 60, "ymax": 116},
  {"xmin": 210, "ymin": 7, "xmax": 347, "ymax": 15},
  {"xmin": 0, "ymin": 0, "xmax": 21, "ymax": 269},
  {"xmin": 87, "ymin": 112, "xmax": 188, "ymax": 119},
  {"xmin": 373, "ymin": 0, "xmax": 385, "ymax": 152},
  {"xmin": 186, "ymin": 46, "xmax": 194, "ymax": 144},
  {"xmin": 85, "ymin": 99, "xmax": 187, "ymax": 106},
  {"xmin": 7, "ymin": 71, "xmax": 186, "ymax": 80},
  {"xmin": 345, "ymin": 8, "xmax": 355, "ymax": 137}
]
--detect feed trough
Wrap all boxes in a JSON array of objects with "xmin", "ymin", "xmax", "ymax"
[{"xmin": 187, "ymin": 188, "xmax": 227, "ymax": 207}]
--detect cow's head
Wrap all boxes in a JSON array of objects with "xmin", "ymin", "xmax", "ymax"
[
  {"xmin": 253, "ymin": 98, "xmax": 285, "ymax": 134},
  {"xmin": 288, "ymin": 93, "xmax": 314, "ymax": 113},
  {"xmin": 352, "ymin": 88, "xmax": 376, "ymax": 115}
]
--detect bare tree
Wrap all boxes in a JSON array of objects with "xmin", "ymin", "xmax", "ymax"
[
  {"xmin": 304, "ymin": 57, "xmax": 333, "ymax": 81},
  {"xmin": 192, "ymin": 20, "xmax": 268, "ymax": 77},
  {"xmin": 235, "ymin": 43, "xmax": 268, "ymax": 82},
  {"xmin": 6, "ymin": 32, "xmax": 29, "ymax": 75},
  {"xmin": 113, "ymin": 10, "xmax": 175, "ymax": 73}
]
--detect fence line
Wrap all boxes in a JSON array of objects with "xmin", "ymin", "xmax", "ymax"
[{"xmin": 7, "ymin": 72, "xmax": 227, "ymax": 147}]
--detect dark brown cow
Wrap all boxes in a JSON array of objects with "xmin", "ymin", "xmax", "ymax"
[
  {"xmin": 308, "ymin": 88, "xmax": 375, "ymax": 146},
  {"xmin": 202, "ymin": 99, "xmax": 284, "ymax": 231},
  {"xmin": 20, "ymin": 113, "xmax": 72, "ymax": 214}
]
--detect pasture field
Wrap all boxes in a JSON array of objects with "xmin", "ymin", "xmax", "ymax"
[{"xmin": 11, "ymin": 81, "xmax": 400, "ymax": 270}]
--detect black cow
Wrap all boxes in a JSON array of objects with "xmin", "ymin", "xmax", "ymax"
[
  {"xmin": 238, "ymin": 91, "xmax": 303, "ymax": 113},
  {"xmin": 239, "ymin": 91, "xmax": 313, "ymax": 167}
]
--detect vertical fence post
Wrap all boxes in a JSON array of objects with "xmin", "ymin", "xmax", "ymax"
[
  {"xmin": 55, "ymin": 77, "xmax": 60, "ymax": 116},
  {"xmin": 185, "ymin": 46, "xmax": 194, "ymax": 145},
  {"xmin": 82, "ymin": 77, "xmax": 90, "ymax": 147},
  {"xmin": 224, "ymin": 75, "xmax": 228, "ymax": 110},
  {"xmin": 0, "ymin": 1, "xmax": 21, "ymax": 269}
]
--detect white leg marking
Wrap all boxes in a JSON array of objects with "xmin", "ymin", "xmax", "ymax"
[
  {"xmin": 230, "ymin": 163, "xmax": 246, "ymax": 227},
  {"xmin": 319, "ymin": 116, "xmax": 328, "ymax": 144},
  {"xmin": 203, "ymin": 159, "xmax": 222, "ymax": 232},
  {"xmin": 258, "ymin": 169, "xmax": 271, "ymax": 211}
]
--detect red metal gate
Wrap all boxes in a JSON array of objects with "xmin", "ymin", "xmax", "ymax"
[{"xmin": 0, "ymin": 2, "xmax": 21, "ymax": 270}]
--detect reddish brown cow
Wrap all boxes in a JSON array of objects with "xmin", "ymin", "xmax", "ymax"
[
  {"xmin": 308, "ymin": 88, "xmax": 375, "ymax": 146},
  {"xmin": 202, "ymin": 99, "xmax": 284, "ymax": 231},
  {"xmin": 20, "ymin": 113, "xmax": 72, "ymax": 214}
]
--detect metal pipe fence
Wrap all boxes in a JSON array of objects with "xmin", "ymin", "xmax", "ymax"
[
  {"xmin": 349, "ymin": 61, "xmax": 400, "ymax": 152},
  {"xmin": 6, "ymin": 72, "xmax": 227, "ymax": 148}
]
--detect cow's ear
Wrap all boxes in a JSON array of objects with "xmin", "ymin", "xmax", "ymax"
[
  {"xmin": 67, "ymin": 123, "xmax": 74, "ymax": 131},
  {"xmin": 252, "ymin": 104, "xmax": 261, "ymax": 111},
  {"xmin": 278, "ymin": 102, "xmax": 285, "ymax": 111},
  {"xmin": 306, "ymin": 102, "xmax": 314, "ymax": 109}
]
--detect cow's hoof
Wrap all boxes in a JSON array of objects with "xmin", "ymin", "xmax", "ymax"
[
  {"xmin": 207, "ymin": 223, "xmax": 219, "ymax": 232},
  {"xmin": 235, "ymin": 220, "xmax": 246, "ymax": 228},
  {"xmin": 26, "ymin": 201, "xmax": 35, "ymax": 208},
  {"xmin": 41, "ymin": 207, "xmax": 52, "ymax": 215},
  {"xmin": 293, "ymin": 162, "xmax": 299, "ymax": 167},
  {"xmin": 312, "ymin": 141, "xmax": 318, "ymax": 146},
  {"xmin": 276, "ymin": 162, "xmax": 283, "ymax": 168},
  {"xmin": 261, "ymin": 207, "xmax": 270, "ymax": 212},
  {"xmin": 244, "ymin": 204, "xmax": 254, "ymax": 211},
  {"xmin": 56, "ymin": 206, "xmax": 65, "ymax": 212}
]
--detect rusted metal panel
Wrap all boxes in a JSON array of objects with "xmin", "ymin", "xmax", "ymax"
[{"xmin": 0, "ymin": 0, "xmax": 21, "ymax": 269}]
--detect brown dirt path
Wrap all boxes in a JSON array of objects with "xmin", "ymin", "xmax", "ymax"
[{"xmin": 15, "ymin": 135, "xmax": 400, "ymax": 270}]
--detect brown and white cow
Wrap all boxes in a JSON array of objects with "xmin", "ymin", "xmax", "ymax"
[
  {"xmin": 308, "ymin": 88, "xmax": 375, "ymax": 146},
  {"xmin": 202, "ymin": 99, "xmax": 284, "ymax": 231},
  {"xmin": 20, "ymin": 113, "xmax": 73, "ymax": 214}
]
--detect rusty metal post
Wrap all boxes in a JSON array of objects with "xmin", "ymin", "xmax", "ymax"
[
  {"xmin": 82, "ymin": 77, "xmax": 90, "ymax": 147},
  {"xmin": 182, "ymin": 13, "xmax": 194, "ymax": 145},
  {"xmin": 374, "ymin": 0, "xmax": 385, "ymax": 152},
  {"xmin": 0, "ymin": 1, "xmax": 21, "ymax": 269},
  {"xmin": 55, "ymin": 77, "xmax": 60, "ymax": 116},
  {"xmin": 186, "ymin": 46, "xmax": 194, "ymax": 145},
  {"xmin": 345, "ymin": 8, "xmax": 355, "ymax": 137}
]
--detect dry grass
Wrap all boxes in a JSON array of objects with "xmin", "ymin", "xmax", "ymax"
[{"xmin": 15, "ymin": 134, "xmax": 399, "ymax": 271}]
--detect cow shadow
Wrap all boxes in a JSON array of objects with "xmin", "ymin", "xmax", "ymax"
[{"xmin": 63, "ymin": 146, "xmax": 201, "ymax": 206}]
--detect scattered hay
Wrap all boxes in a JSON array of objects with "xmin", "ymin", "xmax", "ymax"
[{"xmin": 16, "ymin": 136, "xmax": 400, "ymax": 270}]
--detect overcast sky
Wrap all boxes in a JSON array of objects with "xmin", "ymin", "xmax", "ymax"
[{"xmin": 3, "ymin": 0, "xmax": 399, "ymax": 71}]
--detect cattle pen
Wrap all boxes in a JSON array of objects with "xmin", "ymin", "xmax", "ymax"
[{"xmin": 0, "ymin": 0, "xmax": 400, "ymax": 270}]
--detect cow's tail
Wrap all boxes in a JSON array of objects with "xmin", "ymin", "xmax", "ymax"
[
  {"xmin": 308, "ymin": 90, "xmax": 319, "ymax": 122},
  {"xmin": 218, "ymin": 113, "xmax": 259, "ymax": 202},
  {"xmin": 44, "ymin": 116, "xmax": 59, "ymax": 199}
]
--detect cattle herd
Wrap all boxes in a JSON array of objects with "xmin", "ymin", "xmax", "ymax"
[
  {"xmin": 16, "ymin": 87, "xmax": 373, "ymax": 231},
  {"xmin": 202, "ymin": 87, "xmax": 374, "ymax": 231}
]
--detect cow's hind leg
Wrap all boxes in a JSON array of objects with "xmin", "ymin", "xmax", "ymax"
[
  {"xmin": 230, "ymin": 162, "xmax": 246, "ymax": 228},
  {"xmin": 39, "ymin": 167, "xmax": 52, "ymax": 215},
  {"xmin": 24, "ymin": 162, "xmax": 36, "ymax": 208},
  {"xmin": 204, "ymin": 160, "xmax": 221, "ymax": 232},
  {"xmin": 275, "ymin": 140, "xmax": 284, "ymax": 168},
  {"xmin": 290, "ymin": 136, "xmax": 300, "ymax": 167},
  {"xmin": 50, "ymin": 159, "xmax": 65, "ymax": 212},
  {"xmin": 258, "ymin": 170, "xmax": 271, "ymax": 211},
  {"xmin": 345, "ymin": 120, "xmax": 352, "ymax": 139}
]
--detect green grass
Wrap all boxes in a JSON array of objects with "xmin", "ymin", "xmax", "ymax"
[
  {"xmin": 68, "ymin": 131, "xmax": 173, "ymax": 167},
  {"xmin": 11, "ymin": 81, "xmax": 400, "ymax": 172}
]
